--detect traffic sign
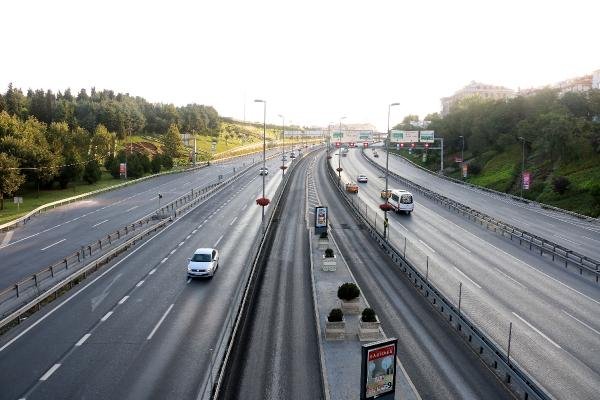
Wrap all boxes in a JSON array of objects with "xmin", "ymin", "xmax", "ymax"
[{"xmin": 419, "ymin": 130, "xmax": 435, "ymax": 143}]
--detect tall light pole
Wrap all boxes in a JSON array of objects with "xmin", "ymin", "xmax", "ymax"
[
  {"xmin": 278, "ymin": 114, "xmax": 285, "ymax": 177},
  {"xmin": 327, "ymin": 121, "xmax": 334, "ymax": 158},
  {"xmin": 384, "ymin": 103, "xmax": 400, "ymax": 240},
  {"xmin": 338, "ymin": 116, "xmax": 346, "ymax": 181},
  {"xmin": 459, "ymin": 135, "xmax": 465, "ymax": 179},
  {"xmin": 518, "ymin": 136, "xmax": 527, "ymax": 198},
  {"xmin": 255, "ymin": 99, "xmax": 267, "ymax": 223}
]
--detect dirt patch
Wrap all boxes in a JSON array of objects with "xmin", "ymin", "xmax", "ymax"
[{"xmin": 129, "ymin": 142, "xmax": 161, "ymax": 156}]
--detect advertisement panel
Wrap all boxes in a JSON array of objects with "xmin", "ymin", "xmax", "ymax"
[
  {"xmin": 523, "ymin": 171, "xmax": 531, "ymax": 190},
  {"xmin": 119, "ymin": 163, "xmax": 127, "ymax": 178},
  {"xmin": 314, "ymin": 206, "xmax": 328, "ymax": 234},
  {"xmin": 404, "ymin": 131, "xmax": 419, "ymax": 143},
  {"xmin": 462, "ymin": 163, "xmax": 468, "ymax": 178},
  {"xmin": 419, "ymin": 130, "xmax": 434, "ymax": 143},
  {"xmin": 361, "ymin": 338, "xmax": 398, "ymax": 399}
]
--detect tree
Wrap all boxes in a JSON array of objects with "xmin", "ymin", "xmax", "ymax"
[
  {"xmin": 0, "ymin": 153, "xmax": 25, "ymax": 210},
  {"xmin": 57, "ymin": 153, "xmax": 83, "ymax": 189},
  {"xmin": 150, "ymin": 155, "xmax": 162, "ymax": 173},
  {"xmin": 91, "ymin": 124, "xmax": 114, "ymax": 159},
  {"xmin": 83, "ymin": 159, "xmax": 102, "ymax": 184},
  {"xmin": 161, "ymin": 154, "xmax": 174, "ymax": 170},
  {"xmin": 552, "ymin": 176, "xmax": 570, "ymax": 194},
  {"xmin": 163, "ymin": 123, "xmax": 183, "ymax": 158}
]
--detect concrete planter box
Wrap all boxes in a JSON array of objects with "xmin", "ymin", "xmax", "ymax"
[
  {"xmin": 322, "ymin": 254, "xmax": 337, "ymax": 272},
  {"xmin": 318, "ymin": 239, "xmax": 330, "ymax": 250},
  {"xmin": 325, "ymin": 320, "xmax": 346, "ymax": 340},
  {"xmin": 340, "ymin": 298, "xmax": 361, "ymax": 314},
  {"xmin": 358, "ymin": 318, "xmax": 383, "ymax": 341}
]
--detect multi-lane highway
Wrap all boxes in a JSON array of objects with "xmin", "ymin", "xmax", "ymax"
[
  {"xmin": 0, "ymin": 150, "xmax": 280, "ymax": 289},
  {"xmin": 0, "ymin": 153, "xmax": 287, "ymax": 399},
  {"xmin": 337, "ymin": 147, "xmax": 600, "ymax": 400}
]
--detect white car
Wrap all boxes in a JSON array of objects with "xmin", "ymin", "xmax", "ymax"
[
  {"xmin": 259, "ymin": 167, "xmax": 269, "ymax": 175},
  {"xmin": 357, "ymin": 175, "xmax": 368, "ymax": 183},
  {"xmin": 187, "ymin": 248, "xmax": 219, "ymax": 278}
]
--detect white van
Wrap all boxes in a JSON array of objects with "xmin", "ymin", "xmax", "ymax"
[{"xmin": 388, "ymin": 189, "xmax": 414, "ymax": 214}]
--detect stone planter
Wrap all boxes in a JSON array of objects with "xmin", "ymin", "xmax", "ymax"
[
  {"xmin": 325, "ymin": 320, "xmax": 346, "ymax": 340},
  {"xmin": 358, "ymin": 318, "xmax": 383, "ymax": 341},
  {"xmin": 318, "ymin": 239, "xmax": 329, "ymax": 250},
  {"xmin": 322, "ymin": 254, "xmax": 337, "ymax": 272},
  {"xmin": 340, "ymin": 298, "xmax": 361, "ymax": 314}
]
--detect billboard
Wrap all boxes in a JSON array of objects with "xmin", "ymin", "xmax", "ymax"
[
  {"xmin": 462, "ymin": 163, "xmax": 468, "ymax": 178},
  {"xmin": 361, "ymin": 338, "xmax": 398, "ymax": 399},
  {"xmin": 523, "ymin": 171, "xmax": 531, "ymax": 190},
  {"xmin": 419, "ymin": 130, "xmax": 434, "ymax": 143},
  {"xmin": 314, "ymin": 206, "xmax": 328, "ymax": 234}
]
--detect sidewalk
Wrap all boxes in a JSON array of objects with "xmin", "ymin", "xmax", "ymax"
[{"xmin": 309, "ymin": 229, "xmax": 421, "ymax": 400}]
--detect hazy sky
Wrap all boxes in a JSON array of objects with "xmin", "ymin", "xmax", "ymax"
[{"xmin": 2, "ymin": 0, "xmax": 599, "ymax": 131}]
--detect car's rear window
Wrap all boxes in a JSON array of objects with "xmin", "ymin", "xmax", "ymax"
[{"xmin": 192, "ymin": 253, "xmax": 211, "ymax": 262}]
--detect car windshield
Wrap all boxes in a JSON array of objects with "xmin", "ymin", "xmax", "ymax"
[{"xmin": 191, "ymin": 253, "xmax": 211, "ymax": 262}]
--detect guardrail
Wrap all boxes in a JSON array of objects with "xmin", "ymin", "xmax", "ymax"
[
  {"xmin": 326, "ymin": 156, "xmax": 553, "ymax": 400},
  {"xmin": 383, "ymin": 149, "xmax": 599, "ymax": 222},
  {"xmin": 362, "ymin": 150, "xmax": 600, "ymax": 283}
]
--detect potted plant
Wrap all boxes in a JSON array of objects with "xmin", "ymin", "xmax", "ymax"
[
  {"xmin": 358, "ymin": 307, "xmax": 383, "ymax": 341},
  {"xmin": 318, "ymin": 231, "xmax": 329, "ymax": 250},
  {"xmin": 322, "ymin": 247, "xmax": 337, "ymax": 271},
  {"xmin": 325, "ymin": 308, "xmax": 346, "ymax": 340},
  {"xmin": 337, "ymin": 282, "xmax": 361, "ymax": 314}
]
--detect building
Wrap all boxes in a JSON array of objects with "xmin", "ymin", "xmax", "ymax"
[
  {"xmin": 441, "ymin": 81, "xmax": 515, "ymax": 116},
  {"xmin": 592, "ymin": 69, "xmax": 600, "ymax": 89},
  {"xmin": 555, "ymin": 74, "xmax": 593, "ymax": 95}
]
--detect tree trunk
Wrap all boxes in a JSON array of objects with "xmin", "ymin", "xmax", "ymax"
[{"xmin": 0, "ymin": 194, "xmax": 3, "ymax": 210}]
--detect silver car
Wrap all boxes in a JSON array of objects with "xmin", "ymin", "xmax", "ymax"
[{"xmin": 187, "ymin": 248, "xmax": 220, "ymax": 278}]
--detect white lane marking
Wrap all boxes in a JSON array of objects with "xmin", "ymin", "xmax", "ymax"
[
  {"xmin": 416, "ymin": 203, "xmax": 600, "ymax": 306},
  {"xmin": 147, "ymin": 304, "xmax": 174, "ymax": 340},
  {"xmin": 0, "ymin": 230, "xmax": 14, "ymax": 247},
  {"xmin": 453, "ymin": 241, "xmax": 472, "ymax": 254},
  {"xmin": 582, "ymin": 236, "xmax": 600, "ymax": 242},
  {"xmin": 149, "ymin": 268, "xmax": 156, "ymax": 275},
  {"xmin": 92, "ymin": 219, "xmax": 109, "ymax": 228},
  {"xmin": 494, "ymin": 268, "xmax": 527, "ymax": 288},
  {"xmin": 161, "ymin": 257, "xmax": 168, "ymax": 263},
  {"xmin": 453, "ymin": 267, "xmax": 482, "ymax": 289},
  {"xmin": 513, "ymin": 312, "xmax": 562, "ymax": 349},
  {"xmin": 170, "ymin": 249, "xmax": 176, "ymax": 255},
  {"xmin": 40, "ymin": 238, "xmax": 66, "ymax": 251},
  {"xmin": 118, "ymin": 295, "xmax": 130, "ymax": 305},
  {"xmin": 100, "ymin": 311, "xmax": 113, "ymax": 322},
  {"xmin": 203, "ymin": 219, "xmax": 208, "ymax": 224},
  {"xmin": 192, "ymin": 229, "xmax": 197, "ymax": 234},
  {"xmin": 242, "ymin": 204, "xmax": 248, "ymax": 211},
  {"xmin": 186, "ymin": 235, "xmax": 191, "ymax": 240},
  {"xmin": 40, "ymin": 363, "xmax": 61, "ymax": 381},
  {"xmin": 149, "ymin": 196, "xmax": 158, "ymax": 200},
  {"xmin": 178, "ymin": 241, "xmax": 184, "ymax": 247},
  {"xmin": 230, "ymin": 216, "xmax": 238, "ymax": 226},
  {"xmin": 187, "ymin": 278, "xmax": 192, "ymax": 284},
  {"xmin": 418, "ymin": 239, "xmax": 435, "ymax": 253},
  {"xmin": 136, "ymin": 280, "xmax": 144, "ymax": 287},
  {"xmin": 214, "ymin": 235, "xmax": 224, "ymax": 247},
  {"xmin": 396, "ymin": 223, "xmax": 408, "ymax": 231},
  {"xmin": 75, "ymin": 333, "xmax": 91, "ymax": 347},
  {"xmin": 562, "ymin": 310, "xmax": 600, "ymax": 336},
  {"xmin": 554, "ymin": 234, "xmax": 580, "ymax": 245},
  {"xmin": 125, "ymin": 205, "xmax": 139, "ymax": 212}
]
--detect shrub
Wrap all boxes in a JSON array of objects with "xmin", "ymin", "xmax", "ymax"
[
  {"xmin": 552, "ymin": 176, "xmax": 570, "ymax": 194},
  {"xmin": 361, "ymin": 308, "xmax": 377, "ymax": 322},
  {"xmin": 83, "ymin": 159, "xmax": 102, "ymax": 184},
  {"xmin": 319, "ymin": 231, "xmax": 328, "ymax": 239},
  {"xmin": 328, "ymin": 308, "xmax": 343, "ymax": 322},
  {"xmin": 468, "ymin": 162, "xmax": 482, "ymax": 175},
  {"xmin": 150, "ymin": 156, "xmax": 162, "ymax": 174},
  {"xmin": 337, "ymin": 282, "xmax": 360, "ymax": 301},
  {"xmin": 161, "ymin": 154, "xmax": 174, "ymax": 170},
  {"xmin": 324, "ymin": 248, "xmax": 334, "ymax": 258}
]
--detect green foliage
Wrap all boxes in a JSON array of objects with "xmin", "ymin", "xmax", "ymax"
[
  {"xmin": 57, "ymin": 153, "xmax": 83, "ymax": 189},
  {"xmin": 552, "ymin": 176, "xmax": 570, "ymax": 194},
  {"xmin": 337, "ymin": 282, "xmax": 360, "ymax": 301},
  {"xmin": 361, "ymin": 308, "xmax": 377, "ymax": 322},
  {"xmin": 327, "ymin": 308, "xmax": 343, "ymax": 322},
  {"xmin": 83, "ymin": 159, "xmax": 102, "ymax": 184},
  {"xmin": 0, "ymin": 153, "xmax": 25, "ymax": 210},
  {"xmin": 161, "ymin": 154, "xmax": 174, "ymax": 170},
  {"xmin": 163, "ymin": 123, "xmax": 183, "ymax": 158},
  {"xmin": 150, "ymin": 156, "xmax": 162, "ymax": 174}
]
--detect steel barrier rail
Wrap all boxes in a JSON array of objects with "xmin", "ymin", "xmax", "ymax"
[
  {"xmin": 382, "ymin": 149, "xmax": 599, "ymax": 223},
  {"xmin": 361, "ymin": 150, "xmax": 600, "ymax": 282},
  {"xmin": 0, "ymin": 218, "xmax": 169, "ymax": 334},
  {"xmin": 325, "ymin": 156, "xmax": 553, "ymax": 400}
]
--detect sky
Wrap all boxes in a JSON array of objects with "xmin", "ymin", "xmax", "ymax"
[{"xmin": 2, "ymin": 0, "xmax": 599, "ymax": 131}]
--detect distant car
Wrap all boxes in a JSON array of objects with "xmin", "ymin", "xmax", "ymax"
[
  {"xmin": 345, "ymin": 182, "xmax": 359, "ymax": 193},
  {"xmin": 290, "ymin": 152, "xmax": 296, "ymax": 159},
  {"xmin": 187, "ymin": 248, "xmax": 219, "ymax": 278},
  {"xmin": 281, "ymin": 156, "xmax": 287, "ymax": 161},
  {"xmin": 373, "ymin": 152, "xmax": 379, "ymax": 158},
  {"xmin": 259, "ymin": 167, "xmax": 269, "ymax": 175},
  {"xmin": 357, "ymin": 175, "xmax": 368, "ymax": 183}
]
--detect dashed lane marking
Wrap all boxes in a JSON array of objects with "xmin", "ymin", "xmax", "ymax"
[
  {"xmin": 513, "ymin": 312, "xmax": 562, "ymax": 349},
  {"xmin": 40, "ymin": 238, "xmax": 66, "ymax": 251},
  {"xmin": 75, "ymin": 334, "xmax": 91, "ymax": 347},
  {"xmin": 39, "ymin": 364, "xmax": 61, "ymax": 381}
]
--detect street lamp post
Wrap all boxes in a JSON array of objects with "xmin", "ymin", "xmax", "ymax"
[
  {"xmin": 519, "ymin": 136, "xmax": 527, "ymax": 198},
  {"xmin": 255, "ymin": 99, "xmax": 267, "ymax": 223},
  {"xmin": 278, "ymin": 114, "xmax": 285, "ymax": 177},
  {"xmin": 338, "ymin": 116, "xmax": 346, "ymax": 181},
  {"xmin": 384, "ymin": 102, "xmax": 400, "ymax": 240},
  {"xmin": 459, "ymin": 135, "xmax": 465, "ymax": 178}
]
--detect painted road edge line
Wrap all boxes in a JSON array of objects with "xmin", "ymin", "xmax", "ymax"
[{"xmin": 147, "ymin": 304, "xmax": 174, "ymax": 340}]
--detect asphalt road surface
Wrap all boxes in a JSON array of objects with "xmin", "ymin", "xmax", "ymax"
[{"xmin": 337, "ymin": 147, "xmax": 600, "ymax": 400}]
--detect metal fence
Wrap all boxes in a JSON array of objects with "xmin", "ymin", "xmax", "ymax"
[
  {"xmin": 361, "ymin": 150, "xmax": 600, "ymax": 283},
  {"xmin": 326, "ymin": 157, "xmax": 554, "ymax": 400}
]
